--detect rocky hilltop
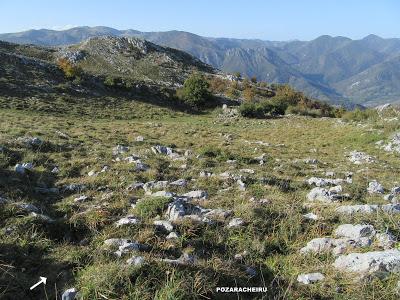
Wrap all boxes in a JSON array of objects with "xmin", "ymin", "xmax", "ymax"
[{"xmin": 59, "ymin": 36, "xmax": 215, "ymax": 85}]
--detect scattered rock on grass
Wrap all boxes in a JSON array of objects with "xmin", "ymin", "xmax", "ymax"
[
  {"xmin": 62, "ymin": 288, "xmax": 78, "ymax": 300},
  {"xmin": 333, "ymin": 249, "xmax": 400, "ymax": 277},
  {"xmin": 126, "ymin": 256, "xmax": 145, "ymax": 267},
  {"xmin": 115, "ymin": 215, "xmax": 140, "ymax": 227},
  {"xmin": 297, "ymin": 273, "xmax": 325, "ymax": 284},
  {"xmin": 153, "ymin": 220, "xmax": 174, "ymax": 232},
  {"xmin": 367, "ymin": 180, "xmax": 384, "ymax": 194},
  {"xmin": 227, "ymin": 218, "xmax": 245, "ymax": 228}
]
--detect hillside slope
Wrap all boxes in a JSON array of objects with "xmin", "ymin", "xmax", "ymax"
[{"xmin": 2, "ymin": 26, "xmax": 400, "ymax": 105}]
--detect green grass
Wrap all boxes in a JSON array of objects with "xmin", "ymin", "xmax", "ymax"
[{"xmin": 0, "ymin": 98, "xmax": 400, "ymax": 299}]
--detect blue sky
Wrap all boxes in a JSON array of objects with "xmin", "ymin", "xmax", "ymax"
[{"xmin": 0, "ymin": 0, "xmax": 398, "ymax": 40}]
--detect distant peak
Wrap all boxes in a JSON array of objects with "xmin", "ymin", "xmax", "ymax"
[{"xmin": 363, "ymin": 34, "xmax": 383, "ymax": 41}]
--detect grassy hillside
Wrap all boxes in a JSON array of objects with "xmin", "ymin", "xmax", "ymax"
[{"xmin": 1, "ymin": 94, "xmax": 400, "ymax": 299}]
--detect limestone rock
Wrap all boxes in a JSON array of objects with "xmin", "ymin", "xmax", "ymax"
[
  {"xmin": 367, "ymin": 180, "xmax": 384, "ymax": 194},
  {"xmin": 153, "ymin": 220, "xmax": 174, "ymax": 232},
  {"xmin": 62, "ymin": 288, "xmax": 78, "ymax": 300},
  {"xmin": 126, "ymin": 256, "xmax": 145, "ymax": 267},
  {"xmin": 333, "ymin": 224, "xmax": 376, "ymax": 240},
  {"xmin": 297, "ymin": 273, "xmax": 325, "ymax": 284},
  {"xmin": 115, "ymin": 216, "xmax": 140, "ymax": 227},
  {"xmin": 333, "ymin": 250, "xmax": 400, "ymax": 277}
]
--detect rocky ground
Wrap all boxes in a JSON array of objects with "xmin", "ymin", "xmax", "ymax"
[{"xmin": 1, "ymin": 103, "xmax": 400, "ymax": 299}]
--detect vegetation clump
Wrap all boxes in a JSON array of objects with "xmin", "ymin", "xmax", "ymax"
[
  {"xmin": 177, "ymin": 73, "xmax": 212, "ymax": 108},
  {"xmin": 342, "ymin": 108, "xmax": 379, "ymax": 122},
  {"xmin": 57, "ymin": 58, "xmax": 82, "ymax": 79},
  {"xmin": 238, "ymin": 84, "xmax": 340, "ymax": 118}
]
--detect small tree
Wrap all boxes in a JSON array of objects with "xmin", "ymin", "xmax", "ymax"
[
  {"xmin": 226, "ymin": 85, "xmax": 240, "ymax": 99},
  {"xmin": 57, "ymin": 58, "xmax": 82, "ymax": 79},
  {"xmin": 242, "ymin": 78, "xmax": 250, "ymax": 90},
  {"xmin": 243, "ymin": 87, "xmax": 255, "ymax": 102},
  {"xmin": 179, "ymin": 73, "xmax": 211, "ymax": 108},
  {"xmin": 250, "ymin": 76, "xmax": 257, "ymax": 84}
]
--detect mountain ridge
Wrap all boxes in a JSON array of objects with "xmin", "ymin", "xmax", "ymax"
[{"xmin": 1, "ymin": 26, "xmax": 400, "ymax": 106}]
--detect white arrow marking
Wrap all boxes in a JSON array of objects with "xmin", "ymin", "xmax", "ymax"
[{"xmin": 29, "ymin": 276, "xmax": 47, "ymax": 290}]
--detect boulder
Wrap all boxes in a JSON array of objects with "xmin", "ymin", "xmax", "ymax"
[
  {"xmin": 134, "ymin": 161, "xmax": 150, "ymax": 172},
  {"xmin": 237, "ymin": 179, "xmax": 246, "ymax": 191},
  {"xmin": 162, "ymin": 253, "xmax": 196, "ymax": 266},
  {"xmin": 166, "ymin": 232, "xmax": 179, "ymax": 240},
  {"xmin": 333, "ymin": 224, "xmax": 376, "ymax": 240},
  {"xmin": 203, "ymin": 208, "xmax": 232, "ymax": 220},
  {"xmin": 17, "ymin": 136, "xmax": 43, "ymax": 148},
  {"xmin": 31, "ymin": 212, "xmax": 54, "ymax": 223},
  {"xmin": 306, "ymin": 177, "xmax": 344, "ymax": 187},
  {"xmin": 381, "ymin": 132, "xmax": 400, "ymax": 154},
  {"xmin": 303, "ymin": 212, "xmax": 319, "ymax": 220},
  {"xmin": 169, "ymin": 179, "xmax": 187, "ymax": 187},
  {"xmin": 166, "ymin": 198, "xmax": 187, "ymax": 221},
  {"xmin": 349, "ymin": 151, "xmax": 375, "ymax": 164},
  {"xmin": 103, "ymin": 239, "xmax": 146, "ymax": 257},
  {"xmin": 376, "ymin": 232, "xmax": 396, "ymax": 249},
  {"xmin": 143, "ymin": 181, "xmax": 169, "ymax": 192},
  {"xmin": 126, "ymin": 182, "xmax": 144, "ymax": 191},
  {"xmin": 335, "ymin": 204, "xmax": 379, "ymax": 215},
  {"xmin": 306, "ymin": 187, "xmax": 345, "ymax": 203},
  {"xmin": 151, "ymin": 145, "xmax": 174, "ymax": 155},
  {"xmin": 115, "ymin": 216, "xmax": 140, "ymax": 227},
  {"xmin": 183, "ymin": 190, "xmax": 208, "ymax": 200},
  {"xmin": 227, "ymin": 218, "xmax": 245, "ymax": 228},
  {"xmin": 297, "ymin": 273, "xmax": 325, "ymax": 284},
  {"xmin": 151, "ymin": 191, "xmax": 174, "ymax": 198},
  {"xmin": 367, "ymin": 180, "xmax": 384, "ymax": 194},
  {"xmin": 113, "ymin": 145, "xmax": 129, "ymax": 155},
  {"xmin": 124, "ymin": 155, "xmax": 141, "ymax": 163},
  {"xmin": 126, "ymin": 256, "xmax": 145, "ymax": 267},
  {"xmin": 62, "ymin": 288, "xmax": 78, "ymax": 300},
  {"xmin": 62, "ymin": 184, "xmax": 87, "ymax": 193},
  {"xmin": 333, "ymin": 250, "xmax": 400, "ymax": 277},
  {"xmin": 15, "ymin": 162, "xmax": 33, "ymax": 174},
  {"xmin": 300, "ymin": 237, "xmax": 371, "ymax": 255},
  {"xmin": 153, "ymin": 220, "xmax": 174, "ymax": 232},
  {"xmin": 74, "ymin": 195, "xmax": 89, "ymax": 203},
  {"xmin": 17, "ymin": 203, "xmax": 39, "ymax": 213}
]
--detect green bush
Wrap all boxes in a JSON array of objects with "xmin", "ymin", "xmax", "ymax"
[
  {"xmin": 286, "ymin": 105, "xmax": 321, "ymax": 117},
  {"xmin": 342, "ymin": 108, "xmax": 379, "ymax": 122},
  {"xmin": 239, "ymin": 99, "xmax": 288, "ymax": 118},
  {"xmin": 239, "ymin": 102, "xmax": 263, "ymax": 118},
  {"xmin": 177, "ymin": 73, "xmax": 211, "ymax": 108},
  {"xmin": 104, "ymin": 76, "xmax": 117, "ymax": 87},
  {"xmin": 134, "ymin": 196, "xmax": 171, "ymax": 218}
]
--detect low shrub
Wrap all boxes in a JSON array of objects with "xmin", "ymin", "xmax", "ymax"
[
  {"xmin": 239, "ymin": 99, "xmax": 288, "ymax": 118},
  {"xmin": 57, "ymin": 58, "xmax": 82, "ymax": 79},
  {"xmin": 134, "ymin": 196, "xmax": 171, "ymax": 218},
  {"xmin": 342, "ymin": 108, "xmax": 379, "ymax": 122}
]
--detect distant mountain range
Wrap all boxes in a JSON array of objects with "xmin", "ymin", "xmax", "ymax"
[{"xmin": 1, "ymin": 26, "xmax": 400, "ymax": 106}]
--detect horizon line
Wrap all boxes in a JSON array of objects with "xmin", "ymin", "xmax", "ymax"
[{"xmin": 0, "ymin": 25, "xmax": 399, "ymax": 42}]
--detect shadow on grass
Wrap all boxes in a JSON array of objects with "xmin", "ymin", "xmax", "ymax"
[{"xmin": 0, "ymin": 243, "xmax": 73, "ymax": 300}]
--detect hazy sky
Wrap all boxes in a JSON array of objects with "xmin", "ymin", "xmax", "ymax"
[{"xmin": 0, "ymin": 0, "xmax": 399, "ymax": 40}]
